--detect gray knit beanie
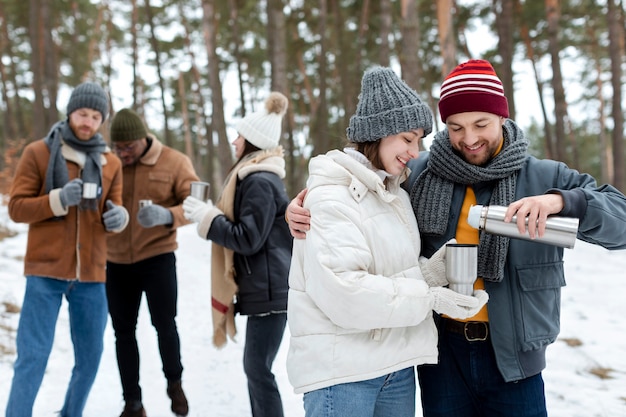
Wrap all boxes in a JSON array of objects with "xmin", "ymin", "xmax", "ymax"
[
  {"xmin": 346, "ymin": 66, "xmax": 433, "ymax": 142},
  {"xmin": 66, "ymin": 82, "xmax": 109, "ymax": 120}
]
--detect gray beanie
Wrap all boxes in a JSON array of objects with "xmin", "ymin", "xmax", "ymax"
[
  {"xmin": 346, "ymin": 66, "xmax": 433, "ymax": 142},
  {"xmin": 66, "ymin": 82, "xmax": 109, "ymax": 120}
]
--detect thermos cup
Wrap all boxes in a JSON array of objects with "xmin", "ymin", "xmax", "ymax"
[
  {"xmin": 190, "ymin": 181, "xmax": 211, "ymax": 202},
  {"xmin": 467, "ymin": 205, "xmax": 579, "ymax": 249},
  {"xmin": 445, "ymin": 243, "xmax": 478, "ymax": 296}
]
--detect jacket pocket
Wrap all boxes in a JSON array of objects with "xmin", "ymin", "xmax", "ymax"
[
  {"xmin": 148, "ymin": 172, "xmax": 173, "ymax": 202},
  {"xmin": 516, "ymin": 262, "xmax": 565, "ymax": 351}
]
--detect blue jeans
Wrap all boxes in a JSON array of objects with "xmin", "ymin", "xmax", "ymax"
[
  {"xmin": 417, "ymin": 318, "xmax": 548, "ymax": 417},
  {"xmin": 303, "ymin": 367, "xmax": 416, "ymax": 417},
  {"xmin": 106, "ymin": 253, "xmax": 183, "ymax": 402},
  {"xmin": 5, "ymin": 276, "xmax": 108, "ymax": 417},
  {"xmin": 243, "ymin": 313, "xmax": 287, "ymax": 417}
]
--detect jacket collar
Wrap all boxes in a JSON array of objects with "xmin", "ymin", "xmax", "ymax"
[
  {"xmin": 61, "ymin": 139, "xmax": 110, "ymax": 166},
  {"xmin": 138, "ymin": 134, "xmax": 163, "ymax": 166}
]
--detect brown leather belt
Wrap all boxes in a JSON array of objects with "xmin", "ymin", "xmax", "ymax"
[{"xmin": 442, "ymin": 318, "xmax": 489, "ymax": 342}]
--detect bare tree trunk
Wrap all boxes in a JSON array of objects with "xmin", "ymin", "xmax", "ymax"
[
  {"xmin": 399, "ymin": 0, "xmax": 427, "ymax": 148},
  {"xmin": 518, "ymin": 1, "xmax": 553, "ymax": 159},
  {"xmin": 228, "ymin": 0, "xmax": 246, "ymax": 118},
  {"xmin": 267, "ymin": 0, "xmax": 298, "ymax": 194},
  {"xmin": 42, "ymin": 0, "xmax": 58, "ymax": 127},
  {"xmin": 330, "ymin": 0, "xmax": 357, "ymax": 133},
  {"xmin": 1, "ymin": 4, "xmax": 26, "ymax": 138},
  {"xmin": 545, "ymin": 0, "xmax": 568, "ymax": 164},
  {"xmin": 178, "ymin": 1, "xmax": 211, "ymax": 184},
  {"xmin": 145, "ymin": 0, "xmax": 171, "ymax": 146},
  {"xmin": 608, "ymin": 0, "xmax": 625, "ymax": 190},
  {"xmin": 585, "ymin": 24, "xmax": 614, "ymax": 183},
  {"xmin": 131, "ymin": 0, "xmax": 139, "ymax": 106},
  {"xmin": 436, "ymin": 0, "xmax": 456, "ymax": 78},
  {"xmin": 399, "ymin": 0, "xmax": 421, "ymax": 89},
  {"xmin": 29, "ymin": 0, "xmax": 47, "ymax": 138},
  {"xmin": 0, "ymin": 5, "xmax": 16, "ymax": 142},
  {"xmin": 83, "ymin": 4, "xmax": 105, "ymax": 80},
  {"xmin": 178, "ymin": 73, "xmax": 193, "ymax": 159},
  {"xmin": 202, "ymin": 0, "xmax": 232, "ymax": 185},
  {"xmin": 378, "ymin": 0, "xmax": 392, "ymax": 66},
  {"xmin": 355, "ymin": 0, "xmax": 370, "ymax": 74},
  {"xmin": 493, "ymin": 0, "xmax": 516, "ymax": 120},
  {"xmin": 311, "ymin": 0, "xmax": 330, "ymax": 156}
]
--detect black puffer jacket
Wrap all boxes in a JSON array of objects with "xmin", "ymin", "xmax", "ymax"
[{"xmin": 208, "ymin": 170, "xmax": 292, "ymax": 316}]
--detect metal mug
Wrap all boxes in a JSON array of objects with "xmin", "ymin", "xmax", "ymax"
[
  {"xmin": 82, "ymin": 182, "xmax": 98, "ymax": 199},
  {"xmin": 139, "ymin": 199, "xmax": 153, "ymax": 209},
  {"xmin": 190, "ymin": 181, "xmax": 211, "ymax": 202},
  {"xmin": 445, "ymin": 243, "xmax": 478, "ymax": 296}
]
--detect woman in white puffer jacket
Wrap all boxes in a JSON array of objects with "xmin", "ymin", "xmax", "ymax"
[{"xmin": 286, "ymin": 67, "xmax": 489, "ymax": 417}]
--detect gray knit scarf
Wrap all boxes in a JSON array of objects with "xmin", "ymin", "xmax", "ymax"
[
  {"xmin": 410, "ymin": 119, "xmax": 529, "ymax": 282},
  {"xmin": 44, "ymin": 120, "xmax": 107, "ymax": 198}
]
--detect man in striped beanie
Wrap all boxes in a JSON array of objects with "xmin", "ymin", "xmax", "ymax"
[
  {"xmin": 285, "ymin": 58, "xmax": 626, "ymax": 417},
  {"xmin": 408, "ymin": 59, "xmax": 626, "ymax": 416}
]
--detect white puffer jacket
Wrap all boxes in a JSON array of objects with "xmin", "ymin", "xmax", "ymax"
[{"xmin": 287, "ymin": 149, "xmax": 438, "ymax": 394}]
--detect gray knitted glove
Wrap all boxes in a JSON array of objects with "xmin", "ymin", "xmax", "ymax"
[
  {"xmin": 103, "ymin": 200, "xmax": 125, "ymax": 231},
  {"xmin": 419, "ymin": 238, "xmax": 456, "ymax": 287},
  {"xmin": 59, "ymin": 178, "xmax": 83, "ymax": 208},
  {"xmin": 137, "ymin": 204, "xmax": 173, "ymax": 228},
  {"xmin": 431, "ymin": 288, "xmax": 489, "ymax": 320}
]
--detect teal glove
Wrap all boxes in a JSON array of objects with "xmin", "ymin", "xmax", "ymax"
[
  {"xmin": 137, "ymin": 204, "xmax": 173, "ymax": 228},
  {"xmin": 59, "ymin": 178, "xmax": 83, "ymax": 208},
  {"xmin": 103, "ymin": 200, "xmax": 125, "ymax": 231}
]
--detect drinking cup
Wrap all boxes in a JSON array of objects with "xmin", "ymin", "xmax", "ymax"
[
  {"xmin": 445, "ymin": 243, "xmax": 478, "ymax": 296},
  {"xmin": 190, "ymin": 181, "xmax": 211, "ymax": 201}
]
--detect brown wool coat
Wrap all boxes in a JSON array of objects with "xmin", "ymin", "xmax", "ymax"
[
  {"xmin": 8, "ymin": 139, "xmax": 124, "ymax": 283},
  {"xmin": 106, "ymin": 135, "xmax": 199, "ymax": 264}
]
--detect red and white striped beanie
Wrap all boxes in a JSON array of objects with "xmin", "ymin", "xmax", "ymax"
[{"xmin": 438, "ymin": 59, "xmax": 509, "ymax": 123}]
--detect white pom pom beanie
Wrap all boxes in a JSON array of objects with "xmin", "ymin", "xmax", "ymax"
[{"xmin": 235, "ymin": 92, "xmax": 289, "ymax": 150}]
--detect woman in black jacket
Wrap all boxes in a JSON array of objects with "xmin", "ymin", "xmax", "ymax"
[{"xmin": 183, "ymin": 92, "xmax": 292, "ymax": 417}]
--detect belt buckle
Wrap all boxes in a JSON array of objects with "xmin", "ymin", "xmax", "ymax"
[{"xmin": 464, "ymin": 322, "xmax": 488, "ymax": 342}]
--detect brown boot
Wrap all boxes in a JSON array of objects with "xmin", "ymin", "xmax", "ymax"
[
  {"xmin": 167, "ymin": 380, "xmax": 189, "ymax": 416},
  {"xmin": 119, "ymin": 400, "xmax": 147, "ymax": 417}
]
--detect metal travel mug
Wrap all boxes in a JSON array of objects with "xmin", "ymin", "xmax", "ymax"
[
  {"xmin": 467, "ymin": 205, "xmax": 579, "ymax": 249},
  {"xmin": 80, "ymin": 182, "xmax": 98, "ymax": 210},
  {"xmin": 82, "ymin": 182, "xmax": 98, "ymax": 199},
  {"xmin": 190, "ymin": 181, "xmax": 211, "ymax": 202},
  {"xmin": 445, "ymin": 244, "xmax": 478, "ymax": 296}
]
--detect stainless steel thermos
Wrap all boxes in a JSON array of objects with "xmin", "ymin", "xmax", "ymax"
[{"xmin": 467, "ymin": 205, "xmax": 579, "ymax": 249}]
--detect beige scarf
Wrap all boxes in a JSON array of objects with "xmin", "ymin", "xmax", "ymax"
[{"xmin": 211, "ymin": 147, "xmax": 285, "ymax": 348}]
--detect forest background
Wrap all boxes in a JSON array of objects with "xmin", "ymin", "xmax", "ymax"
[{"xmin": 0, "ymin": 0, "xmax": 625, "ymax": 200}]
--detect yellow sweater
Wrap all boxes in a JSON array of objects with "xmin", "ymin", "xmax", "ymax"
[{"xmin": 455, "ymin": 186, "xmax": 488, "ymax": 322}]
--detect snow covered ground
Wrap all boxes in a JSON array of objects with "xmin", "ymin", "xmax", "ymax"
[{"xmin": 1, "ymin": 202, "xmax": 625, "ymax": 416}]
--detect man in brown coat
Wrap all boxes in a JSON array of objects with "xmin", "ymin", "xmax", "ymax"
[
  {"xmin": 106, "ymin": 108, "xmax": 199, "ymax": 417},
  {"xmin": 6, "ymin": 82, "xmax": 128, "ymax": 417}
]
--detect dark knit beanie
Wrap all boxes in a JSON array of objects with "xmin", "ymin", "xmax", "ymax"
[
  {"xmin": 66, "ymin": 82, "xmax": 109, "ymax": 120},
  {"xmin": 438, "ymin": 59, "xmax": 509, "ymax": 123},
  {"xmin": 110, "ymin": 108, "xmax": 148, "ymax": 142},
  {"xmin": 346, "ymin": 66, "xmax": 433, "ymax": 142}
]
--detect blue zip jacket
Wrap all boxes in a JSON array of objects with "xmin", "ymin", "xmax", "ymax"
[{"xmin": 406, "ymin": 152, "xmax": 626, "ymax": 382}]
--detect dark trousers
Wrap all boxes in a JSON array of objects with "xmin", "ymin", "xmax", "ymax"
[
  {"xmin": 106, "ymin": 252, "xmax": 183, "ymax": 402},
  {"xmin": 417, "ymin": 317, "xmax": 547, "ymax": 417},
  {"xmin": 243, "ymin": 313, "xmax": 287, "ymax": 417}
]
